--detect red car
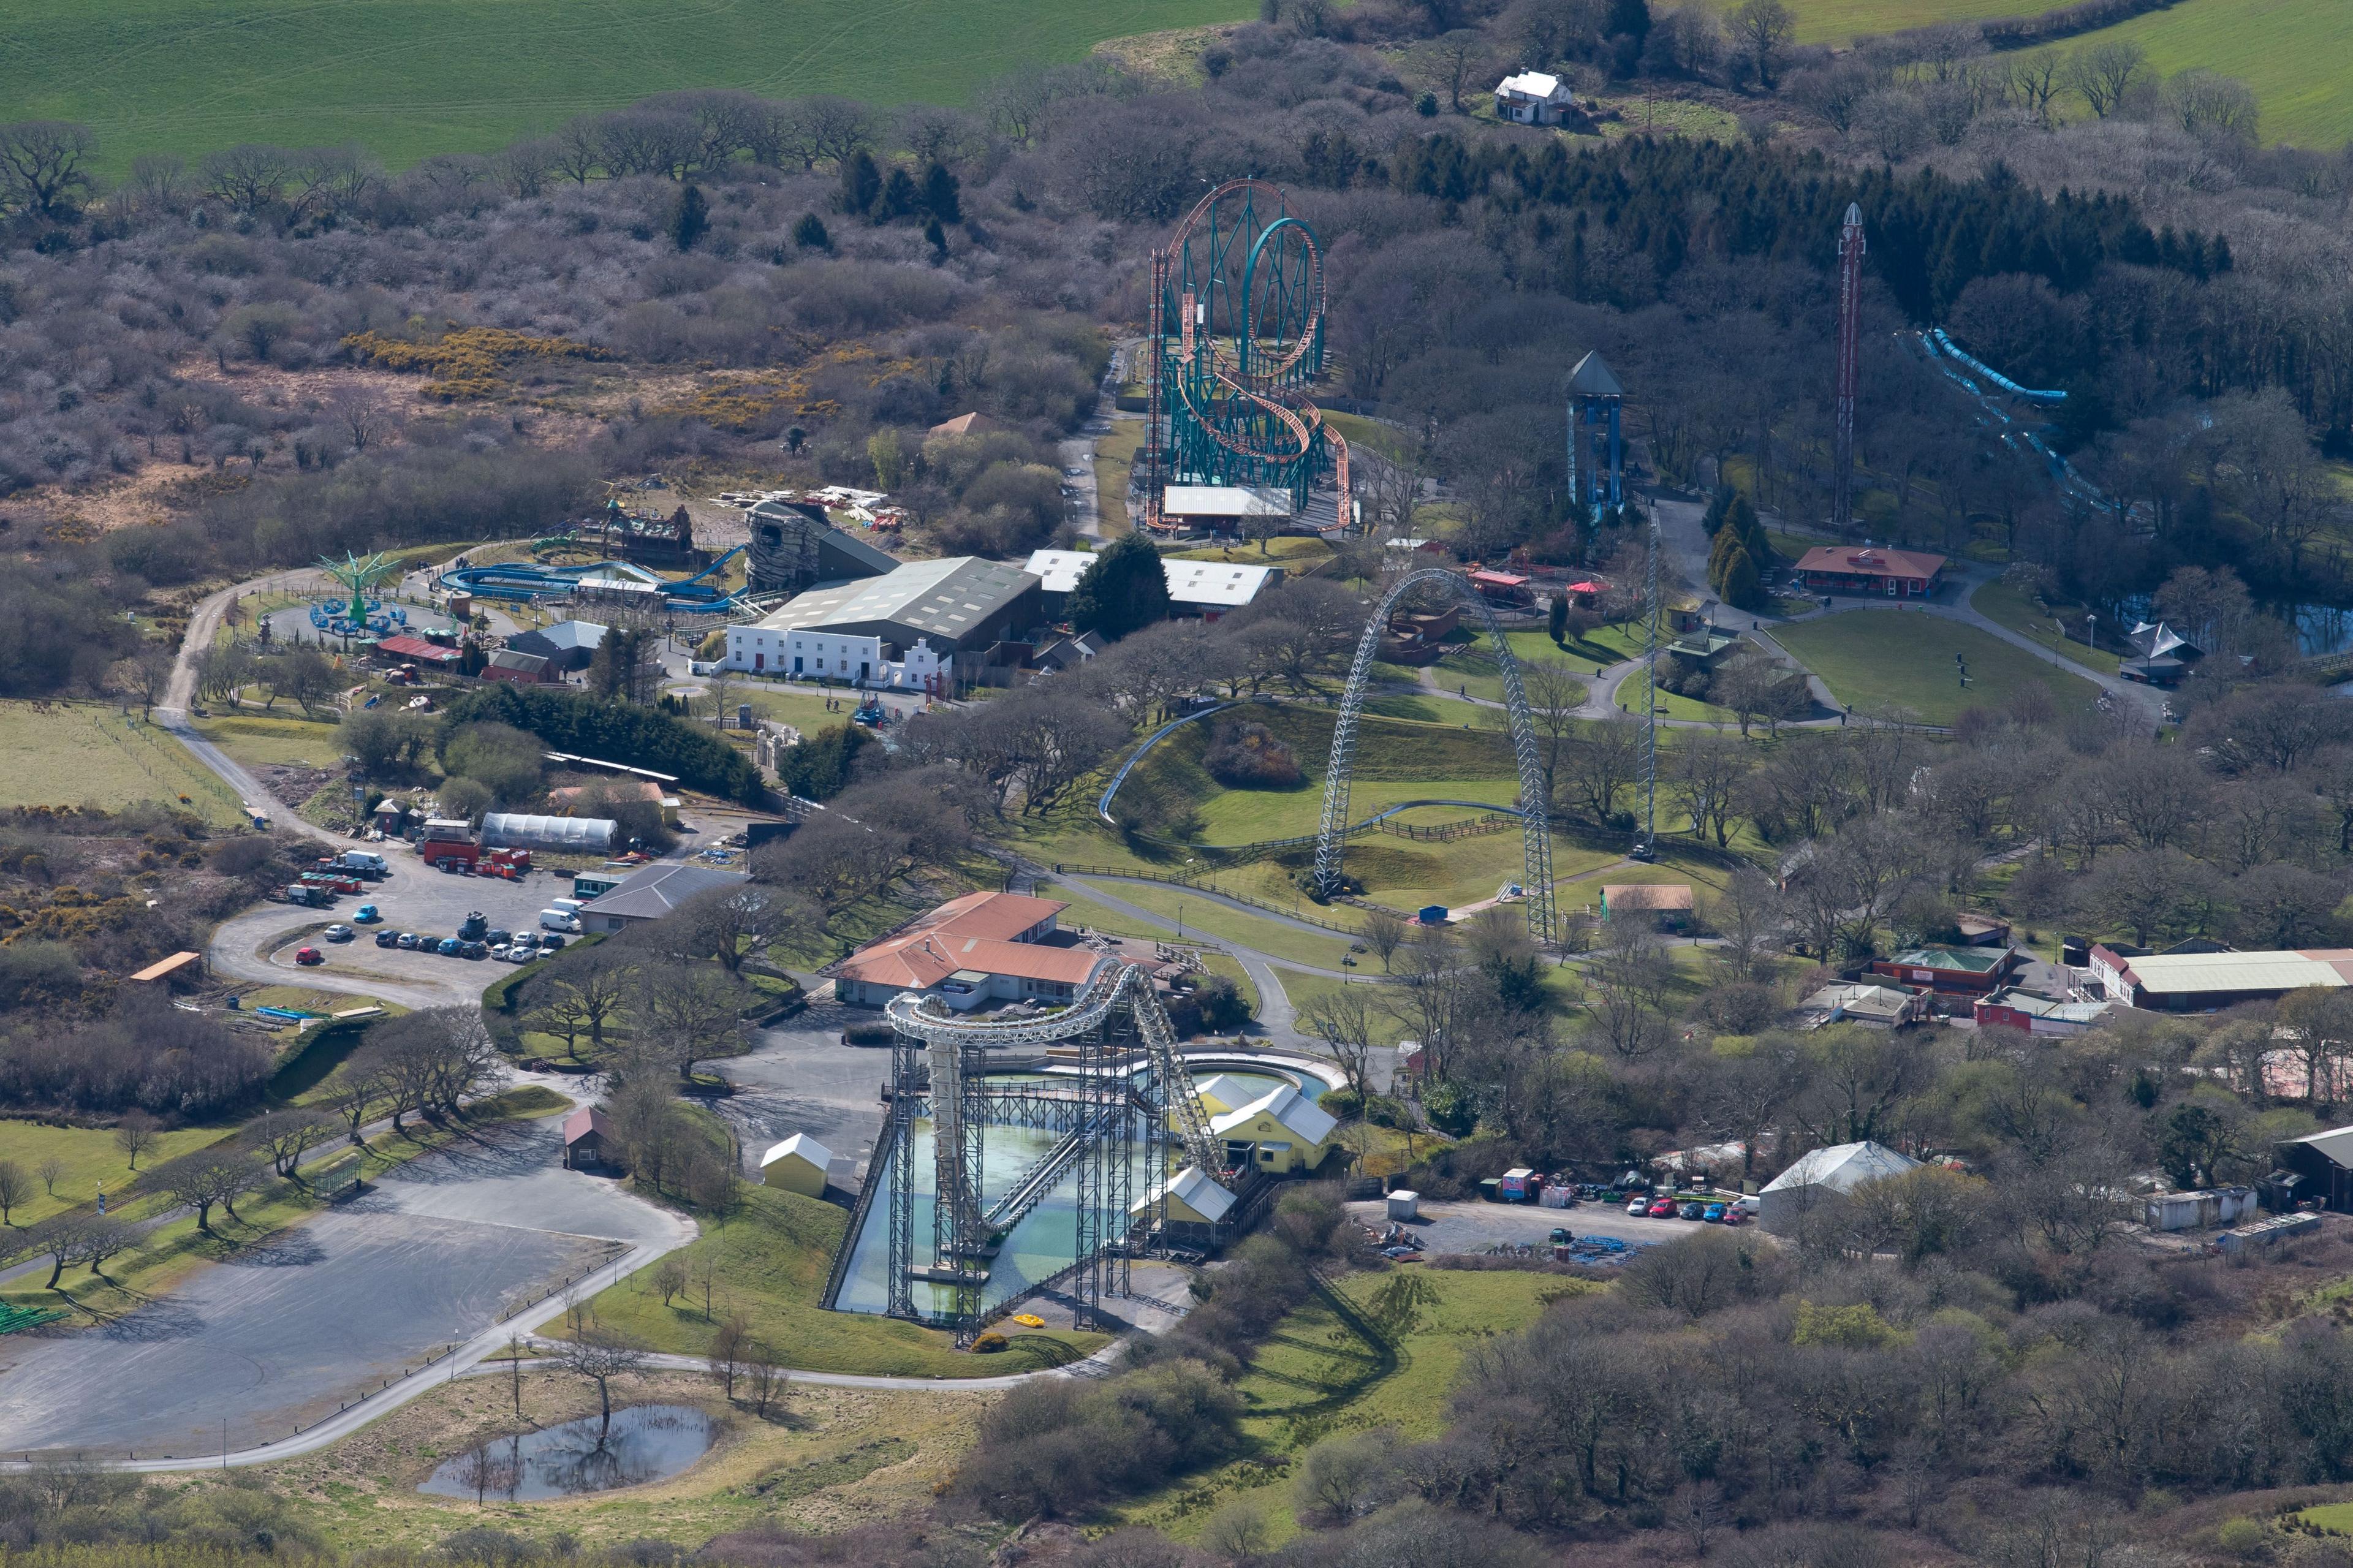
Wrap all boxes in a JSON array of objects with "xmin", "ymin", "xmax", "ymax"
[
  {"xmin": 1646, "ymin": 1197, "xmax": 1677, "ymax": 1218},
  {"xmin": 294, "ymin": 946, "xmax": 324, "ymax": 966}
]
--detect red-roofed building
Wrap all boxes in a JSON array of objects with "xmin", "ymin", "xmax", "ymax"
[
  {"xmin": 835, "ymin": 891, "xmax": 1120, "ymax": 1010},
  {"xmin": 1467, "ymin": 569, "xmax": 1533, "ymax": 607},
  {"xmin": 376, "ymin": 634, "xmax": 463, "ymax": 665},
  {"xmin": 563, "ymin": 1107, "xmax": 613, "ymax": 1168},
  {"xmin": 1793, "ymin": 545, "xmax": 1947, "ymax": 599}
]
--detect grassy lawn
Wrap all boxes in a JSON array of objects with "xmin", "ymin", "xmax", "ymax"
[
  {"xmin": 10, "ymin": 0, "xmax": 1259, "ymax": 173},
  {"xmin": 1769, "ymin": 609, "xmax": 2101, "ymax": 725},
  {"xmin": 1167, "ymin": 536, "xmax": 1337, "ymax": 570},
  {"xmin": 1319, "ymin": 411, "xmax": 1414, "ymax": 463},
  {"xmin": 0, "ymin": 700, "xmax": 246, "ymax": 824},
  {"xmin": 695, "ymin": 682, "xmax": 875, "ymax": 738},
  {"xmin": 0, "ymin": 1119, "xmax": 233, "ymax": 1229},
  {"xmin": 558, "ymin": 1185, "xmax": 1104, "ymax": 1377},
  {"xmin": 1270, "ymin": 969, "xmax": 1407, "ymax": 1042},
  {"xmin": 1969, "ymin": 580, "xmax": 2125, "ymax": 675},
  {"xmin": 1433, "ymin": 633, "xmax": 1589, "ymax": 709},
  {"xmin": 1094, "ymin": 416, "xmax": 1144, "ymax": 536},
  {"xmin": 1115, "ymin": 1268, "xmax": 1585, "ymax": 1545},
  {"xmin": 0, "ymin": 1086, "xmax": 571, "ymax": 1319},
  {"xmin": 188, "ymin": 712, "xmax": 350, "ymax": 770}
]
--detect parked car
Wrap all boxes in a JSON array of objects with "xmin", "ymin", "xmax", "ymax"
[
  {"xmin": 396, "ymin": 933, "xmax": 422, "ymax": 950},
  {"xmin": 294, "ymin": 946, "xmax": 323, "ymax": 966},
  {"xmin": 459, "ymin": 941, "xmax": 488, "ymax": 960},
  {"xmin": 487, "ymin": 944, "xmax": 510, "ymax": 961},
  {"xmin": 1703, "ymin": 1203, "xmax": 1727, "ymax": 1222},
  {"xmin": 1626, "ymin": 1197, "xmax": 1650, "ymax": 1217},
  {"xmin": 539, "ymin": 934, "xmax": 566, "ymax": 952},
  {"xmin": 353, "ymin": 904, "xmax": 381, "ymax": 923},
  {"xmin": 485, "ymin": 928, "xmax": 511, "ymax": 947},
  {"xmin": 506, "ymin": 945, "xmax": 535, "ymax": 964},
  {"xmin": 1548, "ymin": 1227, "xmax": 1574, "ymax": 1244},
  {"xmin": 1721, "ymin": 1208, "xmax": 1747, "ymax": 1226},
  {"xmin": 376, "ymin": 930, "xmax": 400, "ymax": 948},
  {"xmin": 436, "ymin": 937, "xmax": 461, "ymax": 956},
  {"xmin": 322, "ymin": 924, "xmax": 354, "ymax": 942},
  {"xmin": 1646, "ymin": 1198, "xmax": 1677, "ymax": 1218},
  {"xmin": 1678, "ymin": 1202, "xmax": 1704, "ymax": 1220}
]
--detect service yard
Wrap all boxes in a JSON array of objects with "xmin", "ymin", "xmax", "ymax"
[{"xmin": 1348, "ymin": 1194, "xmax": 1748, "ymax": 1258}]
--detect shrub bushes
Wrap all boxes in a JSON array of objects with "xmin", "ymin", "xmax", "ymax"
[{"xmin": 1202, "ymin": 720, "xmax": 1303, "ymax": 789}]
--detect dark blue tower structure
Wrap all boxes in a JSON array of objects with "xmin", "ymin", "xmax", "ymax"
[{"xmin": 1566, "ymin": 350, "xmax": 1624, "ymax": 525}]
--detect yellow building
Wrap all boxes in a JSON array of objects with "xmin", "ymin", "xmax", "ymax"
[
  {"xmin": 759, "ymin": 1133, "xmax": 833, "ymax": 1197},
  {"xmin": 1131, "ymin": 1165, "xmax": 1237, "ymax": 1226},
  {"xmin": 1210, "ymin": 1085, "xmax": 1337, "ymax": 1176}
]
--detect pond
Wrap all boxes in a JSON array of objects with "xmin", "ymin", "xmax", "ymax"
[{"xmin": 418, "ymin": 1405, "xmax": 716, "ymax": 1501}]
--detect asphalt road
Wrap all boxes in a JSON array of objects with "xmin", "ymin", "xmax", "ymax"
[
  {"xmin": 713, "ymin": 1000, "xmax": 896, "ymax": 1187},
  {"xmin": 0, "ymin": 1113, "xmax": 683, "ymax": 1460}
]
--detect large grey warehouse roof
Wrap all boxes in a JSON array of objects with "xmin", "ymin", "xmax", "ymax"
[{"xmin": 754, "ymin": 556, "xmax": 1037, "ymax": 643}]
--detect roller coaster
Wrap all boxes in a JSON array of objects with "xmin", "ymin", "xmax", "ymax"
[
  {"xmin": 437, "ymin": 545, "xmax": 748, "ymax": 610},
  {"xmin": 881, "ymin": 964, "xmax": 1225, "ymax": 1338},
  {"xmin": 1143, "ymin": 180, "xmax": 1352, "ymax": 533}
]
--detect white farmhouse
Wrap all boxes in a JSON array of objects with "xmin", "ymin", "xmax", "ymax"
[{"xmin": 1495, "ymin": 71, "xmax": 1575, "ymax": 126}]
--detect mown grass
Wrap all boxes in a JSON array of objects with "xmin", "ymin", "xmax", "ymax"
[
  {"xmin": 1115, "ymin": 1268, "xmax": 1584, "ymax": 1545},
  {"xmin": 1041, "ymin": 873, "xmax": 1361, "ymax": 968},
  {"xmin": 557, "ymin": 1184, "xmax": 1104, "ymax": 1377},
  {"xmin": 1969, "ymin": 579, "xmax": 2126, "ymax": 675},
  {"xmin": 188, "ymin": 712, "xmax": 350, "ymax": 770},
  {"xmin": 1769, "ymin": 608, "xmax": 2101, "ymax": 725},
  {"xmin": 8, "ymin": 0, "xmax": 1260, "ymax": 173},
  {"xmin": 0, "ymin": 1119, "xmax": 232, "ymax": 1230},
  {"xmin": 1094, "ymin": 422, "xmax": 1145, "ymax": 536},
  {"xmin": 0, "ymin": 700, "xmax": 246, "ymax": 824}
]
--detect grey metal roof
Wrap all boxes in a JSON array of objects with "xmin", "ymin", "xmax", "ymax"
[
  {"xmin": 757, "ymin": 556, "xmax": 1036, "ymax": 643},
  {"xmin": 1760, "ymin": 1140, "xmax": 1920, "ymax": 1194},
  {"xmin": 1567, "ymin": 350, "xmax": 1624, "ymax": 399},
  {"xmin": 2289, "ymin": 1125, "xmax": 2353, "ymax": 1170},
  {"xmin": 582, "ymin": 862, "xmax": 749, "ymax": 922}
]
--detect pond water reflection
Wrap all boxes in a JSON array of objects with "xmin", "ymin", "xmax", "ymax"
[{"xmin": 419, "ymin": 1404, "xmax": 715, "ymax": 1501}]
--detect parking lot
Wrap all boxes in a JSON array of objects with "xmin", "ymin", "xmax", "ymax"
[
  {"xmin": 1346, "ymin": 1195, "xmax": 1752, "ymax": 1258},
  {"xmin": 211, "ymin": 850, "xmax": 582, "ymax": 1007}
]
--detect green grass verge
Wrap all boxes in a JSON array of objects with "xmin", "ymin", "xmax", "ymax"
[
  {"xmin": 1042, "ymin": 874, "xmax": 1359, "ymax": 969},
  {"xmin": 1115, "ymin": 1268, "xmax": 1588, "ymax": 1545},
  {"xmin": 2021, "ymin": 0, "xmax": 2353, "ymax": 146},
  {"xmin": 188, "ymin": 713, "xmax": 351, "ymax": 770},
  {"xmin": 1094, "ymin": 422, "xmax": 1143, "ymax": 536},
  {"xmin": 7, "ymin": 0, "xmax": 1260, "ymax": 173},
  {"xmin": 558, "ymin": 1184, "xmax": 1104, "ymax": 1377},
  {"xmin": 1968, "ymin": 580, "xmax": 2125, "ymax": 675},
  {"xmin": 1768, "ymin": 608, "xmax": 2101, "ymax": 725},
  {"xmin": 0, "ymin": 700, "xmax": 245, "ymax": 824},
  {"xmin": 0, "ymin": 1119, "xmax": 232, "ymax": 1230}
]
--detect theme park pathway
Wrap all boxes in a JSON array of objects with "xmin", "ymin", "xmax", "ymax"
[{"xmin": 156, "ymin": 566, "xmax": 329, "ymax": 814}]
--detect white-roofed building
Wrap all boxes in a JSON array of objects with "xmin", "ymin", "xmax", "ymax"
[
  {"xmin": 1495, "ymin": 70, "xmax": 1575, "ymax": 124},
  {"xmin": 1190, "ymin": 1074, "xmax": 1257, "ymax": 1116},
  {"xmin": 724, "ymin": 555, "xmax": 1040, "ymax": 688},
  {"xmin": 1023, "ymin": 548, "xmax": 1283, "ymax": 623},
  {"xmin": 1210, "ymin": 1084, "xmax": 1338, "ymax": 1175},
  {"xmin": 760, "ymin": 1133, "xmax": 834, "ymax": 1197},
  {"xmin": 1161, "ymin": 485, "xmax": 1293, "ymax": 534},
  {"xmin": 1759, "ymin": 1140, "xmax": 1922, "ymax": 1234}
]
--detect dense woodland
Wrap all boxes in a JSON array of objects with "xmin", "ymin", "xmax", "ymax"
[{"xmin": 0, "ymin": 0, "xmax": 2351, "ymax": 1563}]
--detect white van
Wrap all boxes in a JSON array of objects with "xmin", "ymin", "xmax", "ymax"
[
  {"xmin": 539, "ymin": 909, "xmax": 582, "ymax": 933},
  {"xmin": 550, "ymin": 897, "xmax": 584, "ymax": 915}
]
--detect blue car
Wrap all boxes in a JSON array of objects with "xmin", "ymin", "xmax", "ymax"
[
  {"xmin": 436, "ymin": 937, "xmax": 461, "ymax": 956},
  {"xmin": 1703, "ymin": 1203, "xmax": 1727, "ymax": 1223},
  {"xmin": 354, "ymin": 904, "xmax": 381, "ymax": 923}
]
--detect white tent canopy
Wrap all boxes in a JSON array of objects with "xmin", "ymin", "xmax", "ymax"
[{"xmin": 480, "ymin": 813, "xmax": 616, "ymax": 851}]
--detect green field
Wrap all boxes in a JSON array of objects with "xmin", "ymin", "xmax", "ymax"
[
  {"xmin": 0, "ymin": 1118, "xmax": 232, "ymax": 1229},
  {"xmin": 1768, "ymin": 609, "xmax": 2101, "ymax": 726},
  {"xmin": 6, "ymin": 0, "xmax": 1254, "ymax": 172},
  {"xmin": 189, "ymin": 712, "xmax": 349, "ymax": 770},
  {"xmin": 1775, "ymin": 0, "xmax": 2351, "ymax": 146},
  {"xmin": 0, "ymin": 700, "xmax": 245, "ymax": 825},
  {"xmin": 1116, "ymin": 1269, "xmax": 1582, "ymax": 1545},
  {"xmin": 560, "ymin": 1184, "xmax": 1105, "ymax": 1378}
]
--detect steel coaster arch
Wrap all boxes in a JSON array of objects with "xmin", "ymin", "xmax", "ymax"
[{"xmin": 1313, "ymin": 570, "xmax": 1556, "ymax": 945}]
